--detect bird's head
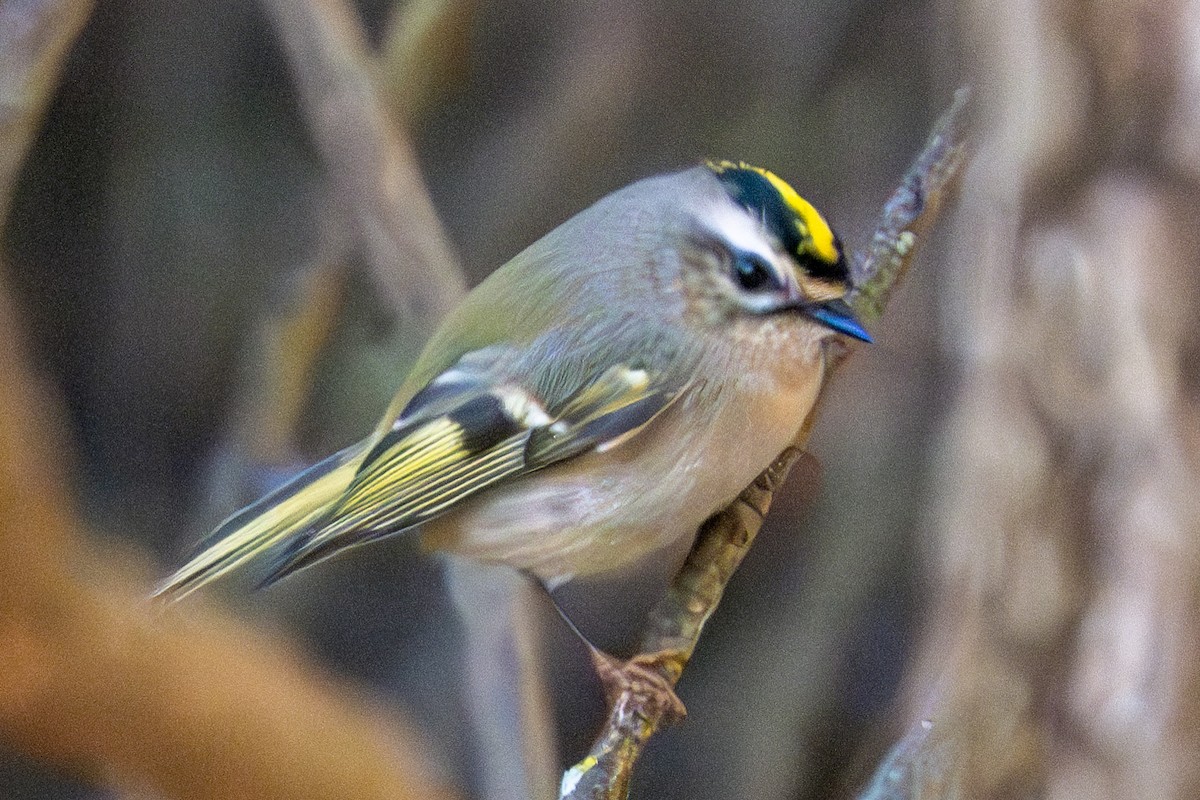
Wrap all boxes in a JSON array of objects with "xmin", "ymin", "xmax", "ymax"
[{"xmin": 673, "ymin": 160, "xmax": 870, "ymax": 344}]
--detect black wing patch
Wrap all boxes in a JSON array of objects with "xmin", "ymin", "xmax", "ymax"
[
  {"xmin": 259, "ymin": 360, "xmax": 682, "ymax": 584},
  {"xmin": 527, "ymin": 365, "xmax": 674, "ymax": 465}
]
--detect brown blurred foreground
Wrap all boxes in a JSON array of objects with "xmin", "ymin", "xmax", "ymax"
[{"xmin": 0, "ymin": 2, "xmax": 457, "ymax": 799}]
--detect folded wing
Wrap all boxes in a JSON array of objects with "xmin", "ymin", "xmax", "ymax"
[{"xmin": 255, "ymin": 360, "xmax": 683, "ymax": 586}]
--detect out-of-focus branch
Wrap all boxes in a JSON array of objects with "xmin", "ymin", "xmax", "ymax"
[
  {"xmin": 231, "ymin": 6, "xmax": 556, "ymax": 800},
  {"xmin": 378, "ymin": 0, "xmax": 478, "ymax": 131},
  {"xmin": 857, "ymin": 717, "xmax": 962, "ymax": 800},
  {"xmin": 225, "ymin": 0, "xmax": 480, "ymax": 475},
  {"xmin": 258, "ymin": 0, "xmax": 466, "ymax": 329},
  {"xmin": 558, "ymin": 90, "xmax": 970, "ymax": 800},
  {"xmin": 0, "ymin": 0, "xmax": 89, "ymax": 723},
  {"xmin": 447, "ymin": 562, "xmax": 560, "ymax": 800},
  {"xmin": 877, "ymin": 1, "xmax": 1200, "ymax": 795},
  {"xmin": 0, "ymin": 4, "xmax": 458, "ymax": 798},
  {"xmin": 0, "ymin": 0, "xmax": 94, "ymax": 222},
  {"xmin": 245, "ymin": 251, "xmax": 348, "ymax": 467},
  {"xmin": 849, "ymin": 87, "xmax": 970, "ymax": 327},
  {"xmin": 434, "ymin": 2, "xmax": 646, "ymax": 278},
  {"xmin": 0, "ymin": 0, "xmax": 96, "ymax": 570}
]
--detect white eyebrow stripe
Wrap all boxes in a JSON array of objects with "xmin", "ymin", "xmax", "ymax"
[
  {"xmin": 703, "ymin": 202, "xmax": 790, "ymax": 279},
  {"xmin": 705, "ymin": 202, "xmax": 771, "ymax": 253}
]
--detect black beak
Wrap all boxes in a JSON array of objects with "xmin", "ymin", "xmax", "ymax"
[{"xmin": 802, "ymin": 298, "xmax": 872, "ymax": 343}]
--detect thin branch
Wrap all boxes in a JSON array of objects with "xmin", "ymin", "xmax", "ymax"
[
  {"xmin": 559, "ymin": 88, "xmax": 971, "ymax": 800},
  {"xmin": 446, "ymin": 562, "xmax": 561, "ymax": 800},
  {"xmin": 218, "ymin": 5, "xmax": 558, "ymax": 798},
  {"xmin": 0, "ymin": 251, "xmax": 458, "ymax": 800},
  {"xmin": 219, "ymin": 0, "xmax": 480, "ymax": 490},
  {"xmin": 246, "ymin": 251, "xmax": 348, "ymax": 466},
  {"xmin": 857, "ymin": 717, "xmax": 963, "ymax": 800},
  {"xmin": 0, "ymin": 4, "xmax": 457, "ymax": 798},
  {"xmin": 0, "ymin": 0, "xmax": 95, "ymax": 224},
  {"xmin": 377, "ymin": 0, "xmax": 479, "ymax": 131},
  {"xmin": 258, "ymin": 0, "xmax": 467, "ymax": 330},
  {"xmin": 222, "ymin": 0, "xmax": 473, "ymax": 473},
  {"xmin": 848, "ymin": 88, "xmax": 971, "ymax": 327}
]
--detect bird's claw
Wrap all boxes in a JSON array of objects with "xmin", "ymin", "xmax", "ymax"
[{"xmin": 590, "ymin": 649, "xmax": 688, "ymax": 727}]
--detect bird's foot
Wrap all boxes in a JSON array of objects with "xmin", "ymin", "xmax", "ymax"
[{"xmin": 589, "ymin": 649, "xmax": 688, "ymax": 727}]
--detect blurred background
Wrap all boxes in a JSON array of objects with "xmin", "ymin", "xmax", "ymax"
[{"xmin": 1, "ymin": 0, "xmax": 1197, "ymax": 799}]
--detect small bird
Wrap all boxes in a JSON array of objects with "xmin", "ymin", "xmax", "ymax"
[{"xmin": 155, "ymin": 161, "xmax": 869, "ymax": 608}]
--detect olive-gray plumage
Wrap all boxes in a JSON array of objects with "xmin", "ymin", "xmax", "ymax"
[{"xmin": 155, "ymin": 164, "xmax": 866, "ymax": 600}]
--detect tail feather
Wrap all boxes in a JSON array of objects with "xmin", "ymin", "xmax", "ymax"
[
  {"xmin": 153, "ymin": 440, "xmax": 369, "ymax": 603},
  {"xmin": 255, "ymin": 488, "xmax": 404, "ymax": 589},
  {"xmin": 254, "ymin": 524, "xmax": 371, "ymax": 589}
]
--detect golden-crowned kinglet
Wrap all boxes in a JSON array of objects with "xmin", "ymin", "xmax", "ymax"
[{"xmin": 156, "ymin": 160, "xmax": 869, "ymax": 602}]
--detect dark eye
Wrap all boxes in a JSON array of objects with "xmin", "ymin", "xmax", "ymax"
[{"xmin": 732, "ymin": 251, "xmax": 781, "ymax": 292}]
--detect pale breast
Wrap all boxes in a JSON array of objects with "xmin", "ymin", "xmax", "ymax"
[{"xmin": 421, "ymin": 352, "xmax": 825, "ymax": 587}]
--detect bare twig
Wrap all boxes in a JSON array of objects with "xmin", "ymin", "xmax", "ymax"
[
  {"xmin": 377, "ymin": 0, "xmax": 479, "ymax": 130},
  {"xmin": 246, "ymin": 252, "xmax": 348, "ymax": 467},
  {"xmin": 210, "ymin": 0, "xmax": 480, "ymax": 489},
  {"xmin": 559, "ymin": 89, "xmax": 970, "ymax": 800},
  {"xmin": 219, "ymin": 0, "xmax": 473, "ymax": 487},
  {"xmin": 0, "ymin": 4, "xmax": 458, "ymax": 798},
  {"xmin": 258, "ymin": 0, "xmax": 466, "ymax": 331},
  {"xmin": 560, "ymin": 449, "xmax": 808, "ymax": 799},
  {"xmin": 447, "ymin": 562, "xmax": 560, "ymax": 800},
  {"xmin": 878, "ymin": 1, "xmax": 1200, "ymax": 793},
  {"xmin": 848, "ymin": 87, "xmax": 971, "ymax": 327},
  {"xmin": 858, "ymin": 717, "xmax": 963, "ymax": 800},
  {"xmin": 230, "ymin": 5, "xmax": 557, "ymax": 798},
  {"xmin": 0, "ymin": 0, "xmax": 94, "ymax": 222},
  {"xmin": 223, "ymin": 0, "xmax": 478, "ymax": 487}
]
